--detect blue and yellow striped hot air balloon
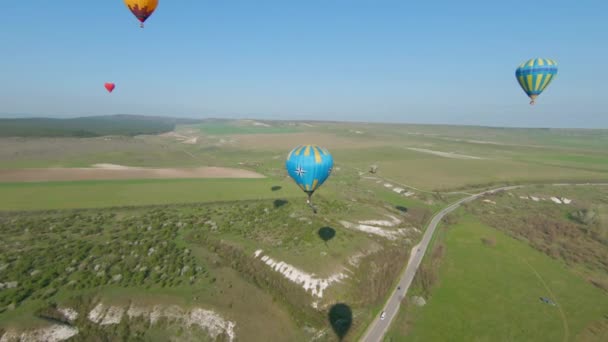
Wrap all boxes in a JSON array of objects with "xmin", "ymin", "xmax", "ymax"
[
  {"xmin": 286, "ymin": 145, "xmax": 334, "ymax": 213},
  {"xmin": 515, "ymin": 58, "xmax": 558, "ymax": 105}
]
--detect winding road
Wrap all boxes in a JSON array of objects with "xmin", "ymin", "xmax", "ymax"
[{"xmin": 360, "ymin": 185, "xmax": 523, "ymax": 342}]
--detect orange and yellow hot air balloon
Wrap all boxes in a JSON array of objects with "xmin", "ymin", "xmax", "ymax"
[{"xmin": 124, "ymin": 0, "xmax": 158, "ymax": 28}]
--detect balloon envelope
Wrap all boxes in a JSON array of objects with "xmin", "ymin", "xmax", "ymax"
[
  {"xmin": 124, "ymin": 0, "xmax": 158, "ymax": 27},
  {"xmin": 104, "ymin": 83, "xmax": 115, "ymax": 93},
  {"xmin": 515, "ymin": 58, "xmax": 558, "ymax": 104},
  {"xmin": 286, "ymin": 145, "xmax": 333, "ymax": 195}
]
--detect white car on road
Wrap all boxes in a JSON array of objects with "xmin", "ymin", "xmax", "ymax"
[{"xmin": 380, "ymin": 311, "xmax": 386, "ymax": 320}]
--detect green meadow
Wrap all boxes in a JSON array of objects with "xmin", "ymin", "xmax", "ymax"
[
  {"xmin": 0, "ymin": 178, "xmax": 306, "ymax": 211},
  {"xmin": 386, "ymin": 213, "xmax": 608, "ymax": 341},
  {"xmin": 193, "ymin": 120, "xmax": 302, "ymax": 135}
]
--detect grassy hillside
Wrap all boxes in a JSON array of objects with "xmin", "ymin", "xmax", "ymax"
[
  {"xmin": 0, "ymin": 183, "xmax": 426, "ymax": 340},
  {"xmin": 467, "ymin": 185, "xmax": 608, "ymax": 295},
  {"xmin": 386, "ymin": 213, "xmax": 608, "ymax": 342},
  {"xmin": 0, "ymin": 152, "xmax": 434, "ymax": 340},
  {"xmin": 0, "ymin": 115, "xmax": 201, "ymax": 137},
  {"xmin": 386, "ymin": 185, "xmax": 608, "ymax": 341},
  {"xmin": 0, "ymin": 203, "xmax": 311, "ymax": 340}
]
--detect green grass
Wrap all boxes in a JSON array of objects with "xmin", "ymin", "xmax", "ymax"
[
  {"xmin": 512, "ymin": 152, "xmax": 608, "ymax": 174},
  {"xmin": 0, "ymin": 135, "xmax": 217, "ymax": 169},
  {"xmin": 538, "ymin": 154, "xmax": 608, "ymax": 166},
  {"xmin": 0, "ymin": 178, "xmax": 305, "ymax": 211},
  {"xmin": 386, "ymin": 213, "xmax": 608, "ymax": 341},
  {"xmin": 337, "ymin": 146, "xmax": 608, "ymax": 191},
  {"xmin": 374, "ymin": 125, "xmax": 608, "ymax": 152},
  {"xmin": 194, "ymin": 122, "xmax": 301, "ymax": 135},
  {"xmin": 0, "ymin": 299, "xmax": 50, "ymax": 329}
]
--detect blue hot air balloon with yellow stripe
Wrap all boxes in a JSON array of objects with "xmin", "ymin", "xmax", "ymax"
[
  {"xmin": 515, "ymin": 58, "xmax": 558, "ymax": 105},
  {"xmin": 286, "ymin": 144, "xmax": 334, "ymax": 213}
]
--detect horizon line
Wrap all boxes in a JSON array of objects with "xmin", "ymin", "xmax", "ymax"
[{"xmin": 0, "ymin": 112, "xmax": 606, "ymax": 130}]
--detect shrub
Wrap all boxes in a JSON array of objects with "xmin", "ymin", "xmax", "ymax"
[{"xmin": 481, "ymin": 237, "xmax": 496, "ymax": 247}]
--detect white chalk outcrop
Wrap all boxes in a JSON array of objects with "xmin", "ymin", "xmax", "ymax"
[
  {"xmin": 407, "ymin": 148, "xmax": 482, "ymax": 160},
  {"xmin": 58, "ymin": 307, "xmax": 79, "ymax": 322},
  {"xmin": 359, "ymin": 215, "xmax": 401, "ymax": 227},
  {"xmin": 339, "ymin": 215, "xmax": 417, "ymax": 241},
  {"xmin": 88, "ymin": 303, "xmax": 106, "ymax": 323},
  {"xmin": 340, "ymin": 221, "xmax": 400, "ymax": 240},
  {"xmin": 86, "ymin": 303, "xmax": 236, "ymax": 341},
  {"xmin": 0, "ymin": 325, "xmax": 78, "ymax": 342},
  {"xmin": 253, "ymin": 250, "xmax": 347, "ymax": 298},
  {"xmin": 519, "ymin": 194, "xmax": 572, "ymax": 205},
  {"xmin": 348, "ymin": 243, "xmax": 383, "ymax": 268}
]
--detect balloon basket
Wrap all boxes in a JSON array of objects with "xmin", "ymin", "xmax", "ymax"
[
  {"xmin": 306, "ymin": 194, "xmax": 318, "ymax": 214},
  {"xmin": 529, "ymin": 95, "xmax": 538, "ymax": 106}
]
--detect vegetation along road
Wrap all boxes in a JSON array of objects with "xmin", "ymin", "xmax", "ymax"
[
  {"xmin": 363, "ymin": 181, "xmax": 608, "ymax": 341},
  {"xmin": 361, "ymin": 185, "xmax": 526, "ymax": 342}
]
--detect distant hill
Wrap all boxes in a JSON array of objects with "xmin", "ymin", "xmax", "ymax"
[{"xmin": 0, "ymin": 115, "xmax": 202, "ymax": 137}]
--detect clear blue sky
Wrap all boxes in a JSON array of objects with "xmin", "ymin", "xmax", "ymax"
[{"xmin": 1, "ymin": 0, "xmax": 607, "ymax": 128}]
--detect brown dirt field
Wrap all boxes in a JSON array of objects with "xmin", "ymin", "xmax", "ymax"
[
  {"xmin": 0, "ymin": 166, "xmax": 265, "ymax": 182},
  {"xmin": 231, "ymin": 132, "xmax": 389, "ymax": 150}
]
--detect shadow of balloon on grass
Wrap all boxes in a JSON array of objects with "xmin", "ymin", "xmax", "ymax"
[
  {"xmin": 273, "ymin": 199, "xmax": 288, "ymax": 208},
  {"xmin": 318, "ymin": 226, "xmax": 336, "ymax": 244},
  {"xmin": 328, "ymin": 303, "xmax": 352, "ymax": 341},
  {"xmin": 395, "ymin": 205, "xmax": 408, "ymax": 213}
]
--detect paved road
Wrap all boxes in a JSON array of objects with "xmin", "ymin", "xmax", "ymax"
[{"xmin": 360, "ymin": 185, "xmax": 522, "ymax": 342}]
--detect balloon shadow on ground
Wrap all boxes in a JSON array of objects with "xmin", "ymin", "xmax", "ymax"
[
  {"xmin": 395, "ymin": 205, "xmax": 408, "ymax": 213},
  {"xmin": 271, "ymin": 185, "xmax": 282, "ymax": 191},
  {"xmin": 318, "ymin": 227, "xmax": 336, "ymax": 244},
  {"xmin": 328, "ymin": 303, "xmax": 353, "ymax": 341},
  {"xmin": 273, "ymin": 199, "xmax": 288, "ymax": 208}
]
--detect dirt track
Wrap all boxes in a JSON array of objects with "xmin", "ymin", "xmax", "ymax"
[{"xmin": 0, "ymin": 165, "xmax": 265, "ymax": 182}]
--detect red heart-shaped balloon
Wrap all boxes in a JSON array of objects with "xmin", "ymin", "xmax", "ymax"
[{"xmin": 104, "ymin": 83, "xmax": 115, "ymax": 93}]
